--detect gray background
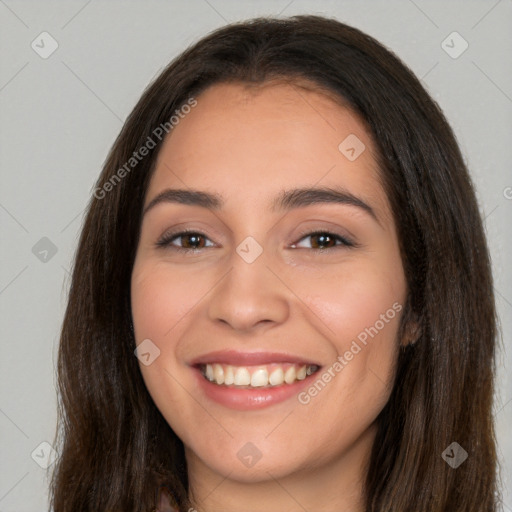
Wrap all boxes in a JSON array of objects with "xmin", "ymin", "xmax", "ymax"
[{"xmin": 0, "ymin": 1, "xmax": 510, "ymax": 510}]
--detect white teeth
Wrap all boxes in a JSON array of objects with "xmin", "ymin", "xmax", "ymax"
[
  {"xmin": 269, "ymin": 367, "xmax": 284, "ymax": 386},
  {"xmin": 296, "ymin": 365, "xmax": 307, "ymax": 380},
  {"xmin": 205, "ymin": 364, "xmax": 214, "ymax": 381},
  {"xmin": 234, "ymin": 367, "xmax": 251, "ymax": 386},
  {"xmin": 250, "ymin": 368, "xmax": 268, "ymax": 387},
  {"xmin": 284, "ymin": 366, "xmax": 296, "ymax": 384},
  {"xmin": 224, "ymin": 365, "xmax": 235, "ymax": 385},
  {"xmin": 202, "ymin": 363, "xmax": 318, "ymax": 388},
  {"xmin": 213, "ymin": 364, "xmax": 224, "ymax": 385}
]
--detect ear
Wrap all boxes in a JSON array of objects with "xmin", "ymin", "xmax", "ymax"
[
  {"xmin": 401, "ymin": 316, "xmax": 421, "ymax": 347},
  {"xmin": 400, "ymin": 308, "xmax": 422, "ymax": 348}
]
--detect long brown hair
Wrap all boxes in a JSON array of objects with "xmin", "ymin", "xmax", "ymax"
[{"xmin": 49, "ymin": 14, "xmax": 499, "ymax": 511}]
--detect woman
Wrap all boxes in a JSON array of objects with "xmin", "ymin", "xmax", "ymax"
[{"xmin": 50, "ymin": 14, "xmax": 499, "ymax": 512}]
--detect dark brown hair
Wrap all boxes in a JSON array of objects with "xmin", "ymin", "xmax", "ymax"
[{"xmin": 49, "ymin": 14, "xmax": 499, "ymax": 511}]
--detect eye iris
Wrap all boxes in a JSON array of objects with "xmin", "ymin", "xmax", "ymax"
[
  {"xmin": 311, "ymin": 233, "xmax": 335, "ymax": 249},
  {"xmin": 182, "ymin": 233, "xmax": 204, "ymax": 249}
]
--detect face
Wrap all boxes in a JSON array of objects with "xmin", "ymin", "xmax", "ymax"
[{"xmin": 131, "ymin": 81, "xmax": 407, "ymax": 484}]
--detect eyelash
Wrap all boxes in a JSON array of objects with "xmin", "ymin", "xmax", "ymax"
[{"xmin": 155, "ymin": 228, "xmax": 357, "ymax": 253}]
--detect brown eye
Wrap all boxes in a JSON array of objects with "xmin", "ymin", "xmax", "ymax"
[
  {"xmin": 156, "ymin": 231, "xmax": 214, "ymax": 251},
  {"xmin": 309, "ymin": 233, "xmax": 337, "ymax": 249},
  {"xmin": 292, "ymin": 231, "xmax": 355, "ymax": 250},
  {"xmin": 178, "ymin": 233, "xmax": 206, "ymax": 249}
]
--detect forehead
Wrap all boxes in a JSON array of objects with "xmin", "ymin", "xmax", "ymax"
[{"xmin": 148, "ymin": 81, "xmax": 390, "ymax": 221}]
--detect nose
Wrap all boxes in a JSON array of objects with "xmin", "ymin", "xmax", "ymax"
[{"xmin": 207, "ymin": 249, "xmax": 290, "ymax": 333}]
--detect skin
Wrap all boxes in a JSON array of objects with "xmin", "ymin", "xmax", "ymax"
[{"xmin": 131, "ymin": 81, "xmax": 408, "ymax": 512}]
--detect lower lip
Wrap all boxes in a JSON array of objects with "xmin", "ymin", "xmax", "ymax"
[{"xmin": 193, "ymin": 369, "xmax": 316, "ymax": 410}]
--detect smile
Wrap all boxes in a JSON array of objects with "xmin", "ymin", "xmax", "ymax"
[
  {"xmin": 190, "ymin": 350, "xmax": 323, "ymax": 409},
  {"xmin": 200, "ymin": 363, "xmax": 320, "ymax": 388}
]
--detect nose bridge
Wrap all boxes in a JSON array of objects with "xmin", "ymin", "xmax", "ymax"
[
  {"xmin": 207, "ymin": 241, "xmax": 290, "ymax": 331},
  {"xmin": 230, "ymin": 242, "xmax": 272, "ymax": 292}
]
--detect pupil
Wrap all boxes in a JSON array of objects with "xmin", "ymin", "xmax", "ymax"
[
  {"xmin": 185, "ymin": 234, "xmax": 202, "ymax": 248},
  {"xmin": 315, "ymin": 233, "xmax": 333, "ymax": 249}
]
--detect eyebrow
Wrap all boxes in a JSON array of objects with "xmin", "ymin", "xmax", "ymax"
[{"xmin": 142, "ymin": 186, "xmax": 379, "ymax": 223}]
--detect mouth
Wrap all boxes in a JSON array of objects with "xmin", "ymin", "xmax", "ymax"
[
  {"xmin": 190, "ymin": 351, "xmax": 322, "ymax": 410},
  {"xmin": 198, "ymin": 362, "xmax": 320, "ymax": 388}
]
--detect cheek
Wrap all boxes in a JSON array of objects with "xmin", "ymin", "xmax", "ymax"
[
  {"xmin": 130, "ymin": 263, "xmax": 205, "ymax": 431},
  {"xmin": 306, "ymin": 255, "xmax": 405, "ymax": 349},
  {"xmin": 130, "ymin": 264, "xmax": 194, "ymax": 397},
  {"xmin": 131, "ymin": 262, "xmax": 207, "ymax": 340},
  {"xmin": 298, "ymin": 256, "xmax": 405, "ymax": 424}
]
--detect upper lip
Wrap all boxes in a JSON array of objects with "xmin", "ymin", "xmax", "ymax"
[{"xmin": 190, "ymin": 350, "xmax": 321, "ymax": 367}]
